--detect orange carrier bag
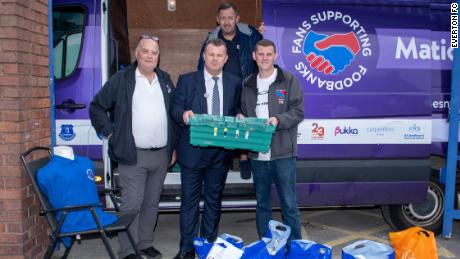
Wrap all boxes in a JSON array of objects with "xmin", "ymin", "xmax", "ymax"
[{"xmin": 389, "ymin": 226, "xmax": 438, "ymax": 259}]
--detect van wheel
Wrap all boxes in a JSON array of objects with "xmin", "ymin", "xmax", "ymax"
[{"xmin": 381, "ymin": 177, "xmax": 444, "ymax": 235}]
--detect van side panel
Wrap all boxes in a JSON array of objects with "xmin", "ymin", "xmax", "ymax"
[{"xmin": 263, "ymin": 0, "xmax": 451, "ymax": 205}]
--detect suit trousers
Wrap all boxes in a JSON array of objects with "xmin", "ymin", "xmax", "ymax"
[
  {"xmin": 117, "ymin": 148, "xmax": 168, "ymax": 258},
  {"xmin": 179, "ymin": 148, "xmax": 229, "ymax": 252}
]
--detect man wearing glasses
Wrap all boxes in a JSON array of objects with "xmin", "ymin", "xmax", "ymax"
[{"xmin": 90, "ymin": 35, "xmax": 176, "ymax": 259}]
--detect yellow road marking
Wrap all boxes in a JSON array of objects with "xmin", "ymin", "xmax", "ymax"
[
  {"xmin": 301, "ymin": 210, "xmax": 334, "ymax": 220},
  {"xmin": 324, "ymin": 225, "xmax": 389, "ymax": 247},
  {"xmin": 437, "ymin": 243, "xmax": 456, "ymax": 258},
  {"xmin": 353, "ymin": 209, "xmax": 384, "ymax": 219}
]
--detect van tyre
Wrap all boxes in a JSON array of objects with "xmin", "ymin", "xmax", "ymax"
[{"xmin": 381, "ymin": 177, "xmax": 445, "ymax": 235}]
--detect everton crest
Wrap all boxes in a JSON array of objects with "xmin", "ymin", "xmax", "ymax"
[
  {"xmin": 86, "ymin": 169, "xmax": 95, "ymax": 181},
  {"xmin": 59, "ymin": 124, "xmax": 76, "ymax": 141}
]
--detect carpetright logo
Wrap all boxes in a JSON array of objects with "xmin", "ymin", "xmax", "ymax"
[{"xmin": 291, "ymin": 11, "xmax": 372, "ymax": 91}]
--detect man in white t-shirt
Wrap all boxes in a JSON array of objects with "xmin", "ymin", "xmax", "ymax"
[{"xmin": 239, "ymin": 39, "xmax": 305, "ymax": 242}]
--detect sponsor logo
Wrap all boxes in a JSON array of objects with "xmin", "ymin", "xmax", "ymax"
[
  {"xmin": 311, "ymin": 122, "xmax": 325, "ymax": 140},
  {"xmin": 335, "ymin": 126, "xmax": 359, "ymax": 136},
  {"xmin": 86, "ymin": 169, "xmax": 95, "ymax": 181},
  {"xmin": 366, "ymin": 126, "xmax": 395, "ymax": 136},
  {"xmin": 58, "ymin": 124, "xmax": 75, "ymax": 141},
  {"xmin": 276, "ymin": 89, "xmax": 287, "ymax": 104},
  {"xmin": 291, "ymin": 11, "xmax": 372, "ymax": 91},
  {"xmin": 432, "ymin": 100, "xmax": 450, "ymax": 110},
  {"xmin": 404, "ymin": 123, "xmax": 425, "ymax": 140},
  {"xmin": 396, "ymin": 37, "xmax": 453, "ymax": 61},
  {"xmin": 303, "ymin": 31, "xmax": 360, "ymax": 75},
  {"xmin": 376, "ymin": 29, "xmax": 452, "ymax": 70}
]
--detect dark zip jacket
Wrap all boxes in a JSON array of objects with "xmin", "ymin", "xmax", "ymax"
[
  {"xmin": 89, "ymin": 63, "xmax": 176, "ymax": 165},
  {"xmin": 197, "ymin": 23, "xmax": 262, "ymax": 80},
  {"xmin": 240, "ymin": 66, "xmax": 304, "ymax": 160}
]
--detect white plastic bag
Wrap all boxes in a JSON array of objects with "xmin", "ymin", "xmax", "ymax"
[{"xmin": 206, "ymin": 237, "xmax": 243, "ymax": 259}]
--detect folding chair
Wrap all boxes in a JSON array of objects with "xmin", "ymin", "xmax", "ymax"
[{"xmin": 20, "ymin": 147, "xmax": 140, "ymax": 259}]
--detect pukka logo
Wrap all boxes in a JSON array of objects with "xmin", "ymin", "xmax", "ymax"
[
  {"xmin": 335, "ymin": 126, "xmax": 359, "ymax": 136},
  {"xmin": 290, "ymin": 10, "xmax": 373, "ymax": 91},
  {"xmin": 276, "ymin": 89, "xmax": 287, "ymax": 104}
]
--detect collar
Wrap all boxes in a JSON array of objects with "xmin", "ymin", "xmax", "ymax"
[
  {"xmin": 52, "ymin": 154, "xmax": 77, "ymax": 165},
  {"xmin": 246, "ymin": 65, "xmax": 284, "ymax": 90},
  {"xmin": 135, "ymin": 67, "xmax": 158, "ymax": 83},
  {"xmin": 257, "ymin": 67, "xmax": 277, "ymax": 81},
  {"xmin": 218, "ymin": 26, "xmax": 240, "ymax": 43},
  {"xmin": 204, "ymin": 68, "xmax": 222, "ymax": 81}
]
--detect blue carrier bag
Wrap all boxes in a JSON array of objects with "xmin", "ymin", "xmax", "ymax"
[
  {"xmin": 194, "ymin": 234, "xmax": 244, "ymax": 259},
  {"xmin": 287, "ymin": 240, "xmax": 332, "ymax": 259},
  {"xmin": 194, "ymin": 237, "xmax": 213, "ymax": 259},
  {"xmin": 342, "ymin": 240, "xmax": 395, "ymax": 259},
  {"xmin": 241, "ymin": 220, "xmax": 291, "ymax": 259}
]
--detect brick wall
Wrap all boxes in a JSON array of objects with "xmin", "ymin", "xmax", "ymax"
[
  {"xmin": 0, "ymin": 0, "xmax": 50, "ymax": 258},
  {"xmin": 127, "ymin": 0, "xmax": 263, "ymax": 83}
]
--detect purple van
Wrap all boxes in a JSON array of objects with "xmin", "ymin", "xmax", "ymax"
[
  {"xmin": 51, "ymin": 0, "xmax": 458, "ymax": 234},
  {"xmin": 52, "ymin": 0, "xmax": 130, "ymax": 191}
]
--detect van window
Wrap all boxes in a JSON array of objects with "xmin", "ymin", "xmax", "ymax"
[{"xmin": 53, "ymin": 6, "xmax": 86, "ymax": 80}]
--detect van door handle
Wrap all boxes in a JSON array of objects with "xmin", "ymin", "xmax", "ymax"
[{"xmin": 55, "ymin": 99, "xmax": 86, "ymax": 112}]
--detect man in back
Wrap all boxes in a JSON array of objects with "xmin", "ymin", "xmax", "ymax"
[
  {"xmin": 198, "ymin": 1, "xmax": 263, "ymax": 179},
  {"xmin": 198, "ymin": 2, "xmax": 262, "ymax": 80}
]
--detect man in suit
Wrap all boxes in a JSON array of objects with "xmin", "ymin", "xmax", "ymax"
[
  {"xmin": 171, "ymin": 38, "xmax": 241, "ymax": 259},
  {"xmin": 197, "ymin": 2, "xmax": 264, "ymax": 180}
]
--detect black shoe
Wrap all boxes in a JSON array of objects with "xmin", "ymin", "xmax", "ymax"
[
  {"xmin": 123, "ymin": 254, "xmax": 143, "ymax": 259},
  {"xmin": 173, "ymin": 250, "xmax": 195, "ymax": 259},
  {"xmin": 141, "ymin": 246, "xmax": 162, "ymax": 258}
]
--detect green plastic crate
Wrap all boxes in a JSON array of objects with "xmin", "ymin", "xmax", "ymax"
[{"xmin": 189, "ymin": 114, "xmax": 276, "ymax": 152}]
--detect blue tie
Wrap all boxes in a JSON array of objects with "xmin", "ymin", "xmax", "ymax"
[{"xmin": 212, "ymin": 77, "xmax": 220, "ymax": 115}]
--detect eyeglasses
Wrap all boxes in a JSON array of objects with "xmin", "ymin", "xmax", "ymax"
[{"xmin": 139, "ymin": 34, "xmax": 160, "ymax": 42}]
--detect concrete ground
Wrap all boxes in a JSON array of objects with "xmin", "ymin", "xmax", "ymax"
[{"xmin": 56, "ymin": 207, "xmax": 460, "ymax": 259}]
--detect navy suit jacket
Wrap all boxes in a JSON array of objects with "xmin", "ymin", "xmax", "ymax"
[{"xmin": 172, "ymin": 70, "xmax": 241, "ymax": 169}]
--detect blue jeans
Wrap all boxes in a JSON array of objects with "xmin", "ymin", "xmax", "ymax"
[{"xmin": 249, "ymin": 157, "xmax": 302, "ymax": 241}]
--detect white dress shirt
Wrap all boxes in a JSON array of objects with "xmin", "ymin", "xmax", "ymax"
[
  {"xmin": 132, "ymin": 68, "xmax": 168, "ymax": 149},
  {"xmin": 204, "ymin": 69, "xmax": 223, "ymax": 116}
]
